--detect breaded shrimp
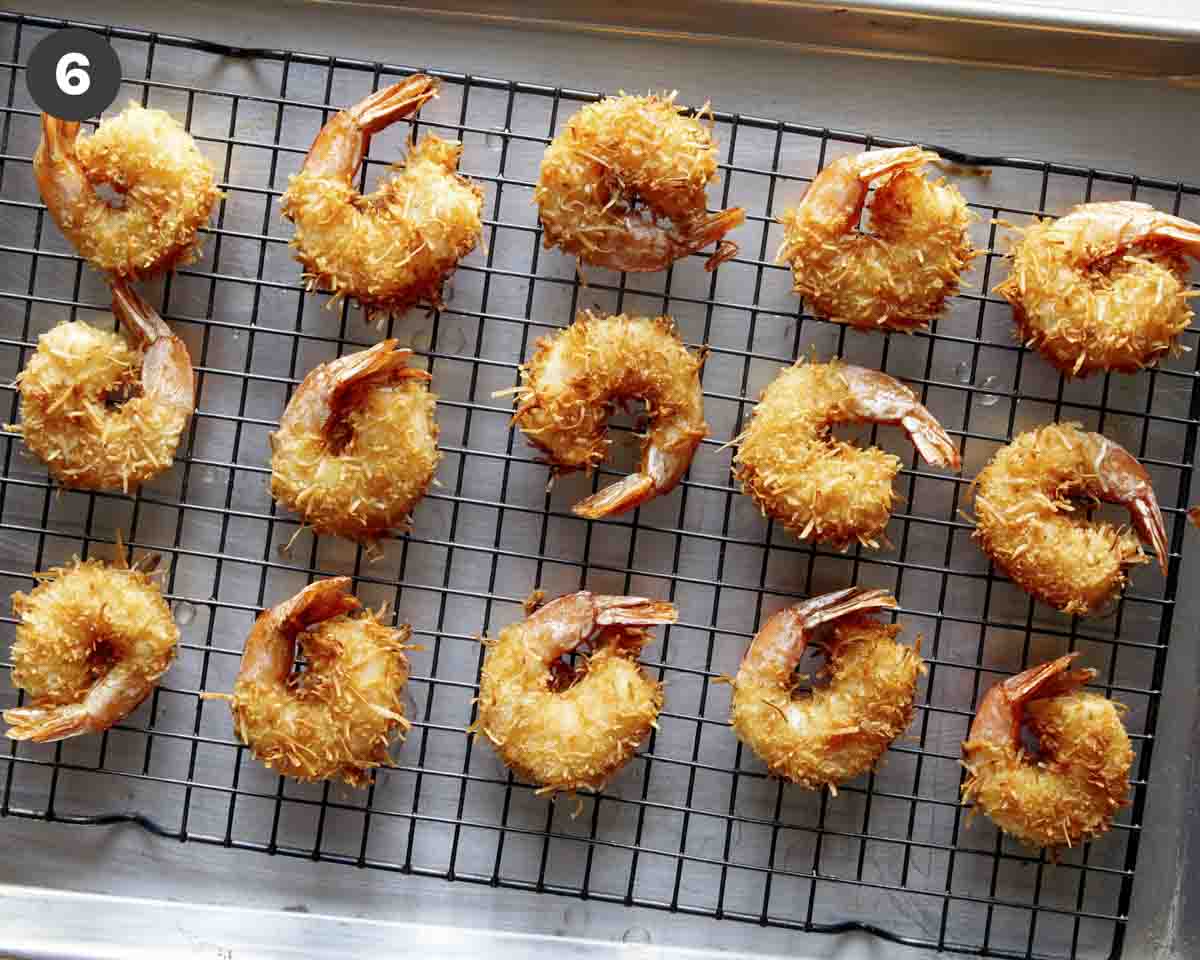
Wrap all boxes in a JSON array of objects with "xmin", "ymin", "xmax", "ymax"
[
  {"xmin": 535, "ymin": 93, "xmax": 744, "ymax": 272},
  {"xmin": 34, "ymin": 104, "xmax": 220, "ymax": 279},
  {"xmin": 731, "ymin": 588, "xmax": 923, "ymax": 792},
  {"xmin": 778, "ymin": 147, "xmax": 976, "ymax": 332},
  {"xmin": 216, "ymin": 578, "xmax": 410, "ymax": 786},
  {"xmin": 280, "ymin": 76, "xmax": 484, "ymax": 320},
  {"xmin": 12, "ymin": 280, "xmax": 195, "ymax": 492},
  {"xmin": 994, "ymin": 201, "xmax": 1200, "ymax": 377},
  {"xmin": 733, "ymin": 360, "xmax": 961, "ymax": 548},
  {"xmin": 475, "ymin": 591, "xmax": 677, "ymax": 794},
  {"xmin": 972, "ymin": 423, "xmax": 1168, "ymax": 615},
  {"xmin": 504, "ymin": 310, "xmax": 707, "ymax": 518},
  {"xmin": 270, "ymin": 340, "xmax": 440, "ymax": 544},
  {"xmin": 962, "ymin": 654, "xmax": 1132, "ymax": 848},
  {"xmin": 5, "ymin": 544, "xmax": 178, "ymax": 742}
]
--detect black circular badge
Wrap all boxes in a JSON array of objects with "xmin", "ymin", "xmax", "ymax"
[{"xmin": 26, "ymin": 28, "xmax": 122, "ymax": 122}]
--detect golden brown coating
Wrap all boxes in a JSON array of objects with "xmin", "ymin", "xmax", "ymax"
[
  {"xmin": 280, "ymin": 76, "xmax": 483, "ymax": 319},
  {"xmin": 475, "ymin": 592, "xmax": 676, "ymax": 794},
  {"xmin": 731, "ymin": 588, "xmax": 923, "ymax": 792},
  {"xmin": 963, "ymin": 654, "xmax": 1132, "ymax": 848},
  {"xmin": 506, "ymin": 310, "xmax": 707, "ymax": 518},
  {"xmin": 971, "ymin": 423, "xmax": 1168, "ymax": 615},
  {"xmin": 733, "ymin": 360, "xmax": 961, "ymax": 549},
  {"xmin": 223, "ymin": 578, "xmax": 410, "ymax": 786},
  {"xmin": 534, "ymin": 93, "xmax": 743, "ymax": 272},
  {"xmin": 14, "ymin": 281, "xmax": 195, "ymax": 493},
  {"xmin": 994, "ymin": 201, "xmax": 1200, "ymax": 377},
  {"xmin": 5, "ymin": 549, "xmax": 178, "ymax": 742},
  {"xmin": 34, "ymin": 104, "xmax": 219, "ymax": 279},
  {"xmin": 778, "ymin": 146, "xmax": 976, "ymax": 332},
  {"xmin": 270, "ymin": 340, "xmax": 440, "ymax": 543}
]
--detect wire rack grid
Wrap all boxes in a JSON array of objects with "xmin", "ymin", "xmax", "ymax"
[{"xmin": 0, "ymin": 10, "xmax": 1198, "ymax": 960}]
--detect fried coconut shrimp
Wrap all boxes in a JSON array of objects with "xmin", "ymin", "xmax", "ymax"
[
  {"xmin": 995, "ymin": 201, "xmax": 1200, "ymax": 377},
  {"xmin": 13, "ymin": 280, "xmax": 195, "ymax": 492},
  {"xmin": 733, "ymin": 360, "xmax": 961, "ymax": 548},
  {"xmin": 35, "ymin": 104, "xmax": 219, "ymax": 279},
  {"xmin": 778, "ymin": 146, "xmax": 976, "ymax": 332},
  {"xmin": 218, "ymin": 578, "xmax": 410, "ymax": 786},
  {"xmin": 281, "ymin": 76, "xmax": 483, "ymax": 318},
  {"xmin": 730, "ymin": 588, "xmax": 923, "ymax": 791},
  {"xmin": 963, "ymin": 654, "xmax": 1131, "ymax": 848},
  {"xmin": 972, "ymin": 423, "xmax": 1168, "ymax": 615},
  {"xmin": 535, "ymin": 93, "xmax": 744, "ymax": 272},
  {"xmin": 475, "ymin": 592, "xmax": 677, "ymax": 794},
  {"xmin": 505, "ymin": 310, "xmax": 707, "ymax": 518},
  {"xmin": 270, "ymin": 339, "xmax": 440, "ymax": 543},
  {"xmin": 5, "ymin": 547, "xmax": 178, "ymax": 742}
]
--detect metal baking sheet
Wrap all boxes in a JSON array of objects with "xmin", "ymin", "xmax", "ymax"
[{"xmin": 0, "ymin": 9, "xmax": 1198, "ymax": 959}]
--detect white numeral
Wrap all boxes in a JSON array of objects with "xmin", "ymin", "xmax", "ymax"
[{"xmin": 55, "ymin": 51, "xmax": 91, "ymax": 96}]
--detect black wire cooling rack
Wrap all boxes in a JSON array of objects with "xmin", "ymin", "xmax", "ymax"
[{"xmin": 1, "ymin": 10, "xmax": 1198, "ymax": 960}]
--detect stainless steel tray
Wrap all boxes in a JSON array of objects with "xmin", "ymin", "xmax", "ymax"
[{"xmin": 1, "ymin": 7, "xmax": 1198, "ymax": 959}]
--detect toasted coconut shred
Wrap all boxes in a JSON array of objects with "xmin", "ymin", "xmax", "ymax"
[
  {"xmin": 732, "ymin": 607, "xmax": 925, "ymax": 791},
  {"xmin": 15, "ymin": 320, "xmax": 193, "ymax": 493},
  {"xmin": 993, "ymin": 201, "xmax": 1200, "ymax": 377},
  {"xmin": 270, "ymin": 340, "xmax": 440, "ymax": 544},
  {"xmin": 35, "ymin": 102, "xmax": 220, "ymax": 279},
  {"xmin": 962, "ymin": 655, "xmax": 1132, "ymax": 849},
  {"xmin": 5, "ymin": 553, "xmax": 178, "ymax": 742},
  {"xmin": 971, "ymin": 422, "xmax": 1168, "ymax": 615}
]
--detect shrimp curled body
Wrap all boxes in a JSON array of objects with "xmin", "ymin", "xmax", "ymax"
[
  {"xmin": 535, "ymin": 93, "xmax": 744, "ymax": 272},
  {"xmin": 963, "ymin": 654, "xmax": 1132, "ymax": 848},
  {"xmin": 995, "ymin": 201, "xmax": 1200, "ymax": 377},
  {"xmin": 281, "ymin": 76, "xmax": 484, "ymax": 318},
  {"xmin": 4, "ymin": 551, "xmax": 178, "ymax": 742},
  {"xmin": 270, "ymin": 340, "xmax": 439, "ymax": 543},
  {"xmin": 14, "ymin": 281, "xmax": 195, "ymax": 492},
  {"xmin": 508, "ymin": 311, "xmax": 708, "ymax": 518},
  {"xmin": 222, "ymin": 578, "xmax": 411, "ymax": 786},
  {"xmin": 34, "ymin": 104, "xmax": 219, "ymax": 278},
  {"xmin": 731, "ymin": 588, "xmax": 923, "ymax": 791},
  {"xmin": 972, "ymin": 423, "xmax": 1168, "ymax": 615},
  {"xmin": 734, "ymin": 361, "xmax": 961, "ymax": 548},
  {"xmin": 476, "ymin": 592, "xmax": 677, "ymax": 794},
  {"xmin": 778, "ymin": 147, "xmax": 976, "ymax": 332}
]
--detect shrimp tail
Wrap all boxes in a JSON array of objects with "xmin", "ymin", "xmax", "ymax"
[
  {"xmin": 592, "ymin": 595, "xmax": 679, "ymax": 627},
  {"xmin": 4, "ymin": 703, "xmax": 92, "ymax": 742},
  {"xmin": 33, "ymin": 115, "xmax": 88, "ymax": 214},
  {"xmin": 968, "ymin": 653, "xmax": 1094, "ymax": 748},
  {"xmin": 38, "ymin": 114, "xmax": 82, "ymax": 162},
  {"xmin": 1002, "ymin": 653, "xmax": 1094, "ymax": 704},
  {"xmin": 112, "ymin": 281, "xmax": 196, "ymax": 414},
  {"xmin": 573, "ymin": 473, "xmax": 656, "ymax": 519},
  {"xmin": 1130, "ymin": 496, "xmax": 1170, "ymax": 575},
  {"xmin": 1155, "ymin": 218, "xmax": 1200, "ymax": 259},
  {"xmin": 791, "ymin": 586, "xmax": 897, "ymax": 631},
  {"xmin": 853, "ymin": 146, "xmax": 939, "ymax": 181},
  {"xmin": 348, "ymin": 76, "xmax": 439, "ymax": 134},
  {"xmin": 240, "ymin": 579, "xmax": 360, "ymax": 688},
  {"xmin": 326, "ymin": 340, "xmax": 428, "ymax": 429},
  {"xmin": 111, "ymin": 279, "xmax": 174, "ymax": 344},
  {"xmin": 902, "ymin": 410, "xmax": 962, "ymax": 470},
  {"xmin": 680, "ymin": 207, "xmax": 745, "ymax": 270},
  {"xmin": 278, "ymin": 577, "xmax": 361, "ymax": 634}
]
